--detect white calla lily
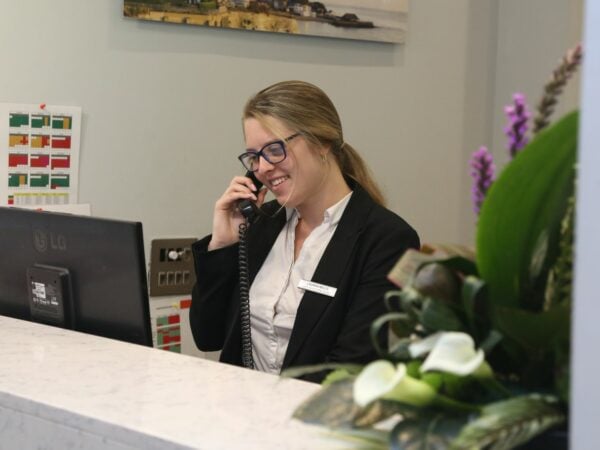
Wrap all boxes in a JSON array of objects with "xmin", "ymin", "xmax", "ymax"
[
  {"xmin": 353, "ymin": 360, "xmax": 437, "ymax": 408},
  {"xmin": 408, "ymin": 331, "xmax": 445, "ymax": 358},
  {"xmin": 353, "ymin": 360, "xmax": 406, "ymax": 407},
  {"xmin": 419, "ymin": 332, "xmax": 485, "ymax": 376}
]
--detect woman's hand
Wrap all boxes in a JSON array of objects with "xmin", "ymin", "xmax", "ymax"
[{"xmin": 208, "ymin": 175, "xmax": 267, "ymax": 250}]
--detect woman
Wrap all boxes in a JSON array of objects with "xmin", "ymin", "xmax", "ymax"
[{"xmin": 190, "ymin": 81, "xmax": 419, "ymax": 382}]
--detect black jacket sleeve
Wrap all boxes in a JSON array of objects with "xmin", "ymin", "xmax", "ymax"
[{"xmin": 189, "ymin": 236, "xmax": 239, "ymax": 351}]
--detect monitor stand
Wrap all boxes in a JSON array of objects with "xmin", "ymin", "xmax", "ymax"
[{"xmin": 27, "ymin": 264, "xmax": 75, "ymax": 329}]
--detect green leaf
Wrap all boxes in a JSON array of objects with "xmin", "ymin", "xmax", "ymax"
[
  {"xmin": 384, "ymin": 290, "xmax": 405, "ymax": 312},
  {"xmin": 384, "ymin": 289, "xmax": 423, "ymax": 322},
  {"xmin": 292, "ymin": 378, "xmax": 361, "ymax": 428},
  {"xmin": 479, "ymin": 329, "xmax": 503, "ymax": 354},
  {"xmin": 554, "ymin": 336, "xmax": 571, "ymax": 403},
  {"xmin": 388, "ymin": 338, "xmax": 413, "ymax": 361},
  {"xmin": 492, "ymin": 302, "xmax": 570, "ymax": 353},
  {"xmin": 450, "ymin": 394, "xmax": 566, "ymax": 450},
  {"xmin": 293, "ymin": 378, "xmax": 419, "ymax": 429},
  {"xmin": 390, "ymin": 314, "xmax": 418, "ymax": 340},
  {"xmin": 322, "ymin": 369, "xmax": 354, "ymax": 387},
  {"xmin": 328, "ymin": 428, "xmax": 390, "ymax": 450},
  {"xmin": 420, "ymin": 298, "xmax": 466, "ymax": 333},
  {"xmin": 420, "ymin": 371, "xmax": 444, "ymax": 391},
  {"xmin": 461, "ymin": 275, "xmax": 487, "ymax": 335},
  {"xmin": 406, "ymin": 360, "xmax": 423, "ymax": 378},
  {"xmin": 390, "ymin": 414, "xmax": 466, "ymax": 450},
  {"xmin": 370, "ymin": 312, "xmax": 415, "ymax": 357},
  {"xmin": 529, "ymin": 229, "xmax": 550, "ymax": 285},
  {"xmin": 545, "ymin": 195, "xmax": 575, "ymax": 309},
  {"xmin": 476, "ymin": 111, "xmax": 578, "ymax": 309},
  {"xmin": 423, "ymin": 370, "xmax": 491, "ymax": 404},
  {"xmin": 280, "ymin": 363, "xmax": 363, "ymax": 380}
]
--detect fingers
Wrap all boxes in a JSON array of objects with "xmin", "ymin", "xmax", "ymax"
[
  {"xmin": 217, "ymin": 176, "xmax": 258, "ymax": 209},
  {"xmin": 256, "ymin": 187, "xmax": 268, "ymax": 206},
  {"xmin": 225, "ymin": 177, "xmax": 256, "ymax": 200},
  {"xmin": 210, "ymin": 175, "xmax": 265, "ymax": 250},
  {"xmin": 232, "ymin": 175, "xmax": 260, "ymax": 198},
  {"xmin": 240, "ymin": 174, "xmax": 261, "ymax": 193},
  {"xmin": 233, "ymin": 175, "xmax": 260, "ymax": 194}
]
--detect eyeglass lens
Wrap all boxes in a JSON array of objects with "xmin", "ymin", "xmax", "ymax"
[{"xmin": 243, "ymin": 142, "xmax": 286, "ymax": 171}]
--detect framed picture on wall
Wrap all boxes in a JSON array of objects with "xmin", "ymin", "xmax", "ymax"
[{"xmin": 123, "ymin": 0, "xmax": 408, "ymax": 44}]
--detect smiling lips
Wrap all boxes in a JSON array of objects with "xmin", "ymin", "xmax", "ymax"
[{"xmin": 270, "ymin": 175, "xmax": 289, "ymax": 188}]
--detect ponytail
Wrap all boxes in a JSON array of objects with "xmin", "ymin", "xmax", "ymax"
[{"xmin": 335, "ymin": 142, "xmax": 386, "ymax": 206}]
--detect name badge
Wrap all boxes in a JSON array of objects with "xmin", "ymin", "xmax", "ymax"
[{"xmin": 298, "ymin": 280, "xmax": 337, "ymax": 298}]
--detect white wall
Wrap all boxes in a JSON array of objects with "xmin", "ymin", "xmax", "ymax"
[
  {"xmin": 490, "ymin": 0, "xmax": 583, "ymax": 170},
  {"xmin": 0, "ymin": 1, "xmax": 580, "ymax": 252}
]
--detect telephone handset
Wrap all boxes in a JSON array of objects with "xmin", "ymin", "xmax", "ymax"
[
  {"xmin": 237, "ymin": 170, "xmax": 262, "ymax": 370},
  {"xmin": 237, "ymin": 171, "xmax": 263, "ymax": 223}
]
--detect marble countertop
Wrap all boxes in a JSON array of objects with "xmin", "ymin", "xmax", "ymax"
[{"xmin": 0, "ymin": 316, "xmax": 349, "ymax": 449}]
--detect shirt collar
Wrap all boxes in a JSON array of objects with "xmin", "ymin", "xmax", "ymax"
[
  {"xmin": 285, "ymin": 191, "xmax": 353, "ymax": 226},
  {"xmin": 323, "ymin": 191, "xmax": 352, "ymax": 225}
]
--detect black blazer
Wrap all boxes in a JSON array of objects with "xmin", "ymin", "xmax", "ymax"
[{"xmin": 189, "ymin": 183, "xmax": 419, "ymax": 381}]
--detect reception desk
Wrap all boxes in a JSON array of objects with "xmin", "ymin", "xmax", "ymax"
[{"xmin": 0, "ymin": 316, "xmax": 346, "ymax": 449}]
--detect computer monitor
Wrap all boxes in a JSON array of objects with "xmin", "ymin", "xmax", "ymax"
[{"xmin": 0, "ymin": 207, "xmax": 152, "ymax": 346}]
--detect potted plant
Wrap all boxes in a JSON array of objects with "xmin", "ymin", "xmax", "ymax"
[{"xmin": 287, "ymin": 44, "xmax": 582, "ymax": 450}]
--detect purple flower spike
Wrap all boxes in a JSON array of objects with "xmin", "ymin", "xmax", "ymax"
[
  {"xmin": 470, "ymin": 146, "xmax": 496, "ymax": 215},
  {"xmin": 504, "ymin": 93, "xmax": 531, "ymax": 158}
]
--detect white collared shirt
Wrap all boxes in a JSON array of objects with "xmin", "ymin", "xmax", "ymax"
[{"xmin": 249, "ymin": 192, "xmax": 353, "ymax": 374}]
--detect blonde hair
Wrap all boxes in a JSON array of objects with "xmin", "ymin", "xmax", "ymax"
[{"xmin": 243, "ymin": 80, "xmax": 386, "ymax": 206}]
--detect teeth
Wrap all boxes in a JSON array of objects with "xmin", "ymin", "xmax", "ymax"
[{"xmin": 271, "ymin": 176, "xmax": 288, "ymax": 187}]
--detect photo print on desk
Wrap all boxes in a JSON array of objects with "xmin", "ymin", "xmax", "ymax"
[
  {"xmin": 0, "ymin": 103, "xmax": 81, "ymax": 207},
  {"xmin": 124, "ymin": 0, "xmax": 408, "ymax": 44}
]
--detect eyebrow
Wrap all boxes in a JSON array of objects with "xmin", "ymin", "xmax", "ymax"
[{"xmin": 244, "ymin": 138, "xmax": 283, "ymax": 153}]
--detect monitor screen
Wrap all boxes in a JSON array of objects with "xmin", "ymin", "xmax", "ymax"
[{"xmin": 0, "ymin": 207, "xmax": 152, "ymax": 346}]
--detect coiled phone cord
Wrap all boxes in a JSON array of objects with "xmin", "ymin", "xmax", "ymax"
[{"xmin": 238, "ymin": 220, "xmax": 255, "ymax": 369}]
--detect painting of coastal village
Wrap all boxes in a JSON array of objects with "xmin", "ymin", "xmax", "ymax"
[{"xmin": 124, "ymin": 0, "xmax": 408, "ymax": 43}]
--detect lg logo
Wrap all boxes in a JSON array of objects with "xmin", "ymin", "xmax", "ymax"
[{"xmin": 33, "ymin": 229, "xmax": 67, "ymax": 252}]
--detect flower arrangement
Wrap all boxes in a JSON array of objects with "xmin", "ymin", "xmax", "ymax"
[{"xmin": 287, "ymin": 44, "xmax": 582, "ymax": 449}]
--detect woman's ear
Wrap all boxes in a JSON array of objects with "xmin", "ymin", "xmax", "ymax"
[{"xmin": 319, "ymin": 143, "xmax": 332, "ymax": 157}]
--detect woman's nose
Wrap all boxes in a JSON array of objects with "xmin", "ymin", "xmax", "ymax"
[{"xmin": 257, "ymin": 156, "xmax": 274, "ymax": 174}]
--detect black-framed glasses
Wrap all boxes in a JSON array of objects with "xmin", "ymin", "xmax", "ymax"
[{"xmin": 238, "ymin": 133, "xmax": 300, "ymax": 172}]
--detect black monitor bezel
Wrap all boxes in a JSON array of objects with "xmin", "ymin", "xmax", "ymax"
[{"xmin": 0, "ymin": 206, "xmax": 152, "ymax": 346}]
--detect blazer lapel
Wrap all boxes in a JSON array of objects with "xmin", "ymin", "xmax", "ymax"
[{"xmin": 282, "ymin": 186, "xmax": 375, "ymax": 368}]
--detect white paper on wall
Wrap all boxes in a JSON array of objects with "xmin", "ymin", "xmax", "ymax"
[
  {"xmin": 15, "ymin": 203, "xmax": 92, "ymax": 215},
  {"xmin": 0, "ymin": 103, "xmax": 81, "ymax": 207}
]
